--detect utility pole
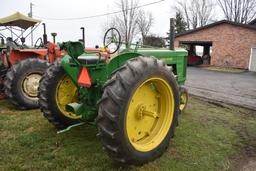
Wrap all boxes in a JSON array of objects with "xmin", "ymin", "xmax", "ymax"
[{"xmin": 28, "ymin": 2, "xmax": 34, "ymax": 46}]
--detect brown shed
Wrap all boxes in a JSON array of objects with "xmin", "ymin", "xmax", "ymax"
[{"xmin": 174, "ymin": 20, "xmax": 256, "ymax": 69}]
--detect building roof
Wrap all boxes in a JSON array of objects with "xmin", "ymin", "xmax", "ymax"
[
  {"xmin": 176, "ymin": 20, "xmax": 256, "ymax": 38},
  {"xmin": 249, "ymin": 18, "xmax": 256, "ymax": 25}
]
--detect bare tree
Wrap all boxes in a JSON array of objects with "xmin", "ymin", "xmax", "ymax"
[
  {"xmin": 198, "ymin": 0, "xmax": 215, "ymax": 26},
  {"xmin": 137, "ymin": 10, "xmax": 153, "ymax": 44},
  {"xmin": 217, "ymin": 0, "xmax": 256, "ymax": 23},
  {"xmin": 175, "ymin": 1, "xmax": 191, "ymax": 29},
  {"xmin": 175, "ymin": 0, "xmax": 215, "ymax": 29},
  {"xmin": 111, "ymin": 0, "xmax": 140, "ymax": 48},
  {"xmin": 101, "ymin": 19, "xmax": 117, "ymax": 40},
  {"xmin": 190, "ymin": 1, "xmax": 199, "ymax": 28}
]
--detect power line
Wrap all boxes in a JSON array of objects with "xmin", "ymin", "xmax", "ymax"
[{"xmin": 34, "ymin": 0, "xmax": 165, "ymax": 21}]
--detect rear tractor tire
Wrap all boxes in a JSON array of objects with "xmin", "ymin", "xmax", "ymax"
[
  {"xmin": 97, "ymin": 56, "xmax": 180, "ymax": 166},
  {"xmin": 4, "ymin": 58, "xmax": 48, "ymax": 109},
  {"xmin": 38, "ymin": 60, "xmax": 80, "ymax": 129}
]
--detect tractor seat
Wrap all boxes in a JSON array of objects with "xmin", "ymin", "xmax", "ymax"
[{"xmin": 77, "ymin": 55, "xmax": 105, "ymax": 65}]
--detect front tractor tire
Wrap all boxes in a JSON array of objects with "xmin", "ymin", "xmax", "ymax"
[
  {"xmin": 38, "ymin": 60, "xmax": 80, "ymax": 129},
  {"xmin": 97, "ymin": 57, "xmax": 180, "ymax": 166},
  {"xmin": 4, "ymin": 58, "xmax": 48, "ymax": 109},
  {"xmin": 179, "ymin": 86, "xmax": 189, "ymax": 113},
  {"xmin": 0, "ymin": 65, "xmax": 7, "ymax": 99}
]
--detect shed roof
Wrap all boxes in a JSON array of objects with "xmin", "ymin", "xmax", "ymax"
[
  {"xmin": 176, "ymin": 20, "xmax": 256, "ymax": 38},
  {"xmin": 249, "ymin": 18, "xmax": 256, "ymax": 26},
  {"xmin": 0, "ymin": 12, "xmax": 41, "ymax": 29}
]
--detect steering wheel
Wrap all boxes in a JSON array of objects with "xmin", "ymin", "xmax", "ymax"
[
  {"xmin": 103, "ymin": 28, "xmax": 121, "ymax": 54},
  {"xmin": 34, "ymin": 37, "xmax": 44, "ymax": 49}
]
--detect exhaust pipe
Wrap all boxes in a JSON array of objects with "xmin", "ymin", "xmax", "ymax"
[
  {"xmin": 51, "ymin": 33, "xmax": 57, "ymax": 44},
  {"xmin": 169, "ymin": 18, "xmax": 175, "ymax": 50},
  {"xmin": 80, "ymin": 27, "xmax": 85, "ymax": 46},
  {"xmin": 42, "ymin": 23, "xmax": 47, "ymax": 46}
]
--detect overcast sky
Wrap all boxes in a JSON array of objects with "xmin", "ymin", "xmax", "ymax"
[{"xmin": 0, "ymin": 0, "xmax": 220, "ymax": 47}]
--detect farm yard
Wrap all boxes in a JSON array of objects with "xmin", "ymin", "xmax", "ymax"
[{"xmin": 0, "ymin": 97, "xmax": 255, "ymax": 171}]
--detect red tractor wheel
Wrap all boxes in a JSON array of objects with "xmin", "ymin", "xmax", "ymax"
[{"xmin": 4, "ymin": 58, "xmax": 48, "ymax": 109}]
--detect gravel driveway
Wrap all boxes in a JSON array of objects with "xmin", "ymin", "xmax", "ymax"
[{"xmin": 185, "ymin": 67, "xmax": 256, "ymax": 110}]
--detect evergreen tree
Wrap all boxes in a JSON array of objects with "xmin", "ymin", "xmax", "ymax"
[
  {"xmin": 143, "ymin": 35, "xmax": 165, "ymax": 48},
  {"xmin": 175, "ymin": 12, "xmax": 188, "ymax": 33}
]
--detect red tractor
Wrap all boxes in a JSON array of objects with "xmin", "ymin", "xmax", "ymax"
[{"xmin": 0, "ymin": 12, "xmax": 64, "ymax": 108}]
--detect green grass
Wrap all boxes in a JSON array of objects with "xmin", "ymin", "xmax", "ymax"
[{"xmin": 0, "ymin": 97, "xmax": 255, "ymax": 171}]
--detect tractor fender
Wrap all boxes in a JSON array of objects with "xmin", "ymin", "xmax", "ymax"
[
  {"xmin": 107, "ymin": 52, "xmax": 143, "ymax": 75},
  {"xmin": 9, "ymin": 49, "xmax": 47, "ymax": 65}
]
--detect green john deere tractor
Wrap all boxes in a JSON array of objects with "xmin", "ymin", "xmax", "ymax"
[{"xmin": 39, "ymin": 28, "xmax": 188, "ymax": 166}]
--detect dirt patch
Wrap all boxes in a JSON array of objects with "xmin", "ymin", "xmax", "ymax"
[
  {"xmin": 196, "ymin": 96, "xmax": 256, "ymax": 171},
  {"xmin": 241, "ymin": 160, "xmax": 256, "ymax": 171},
  {"xmin": 231, "ymin": 155, "xmax": 256, "ymax": 171},
  {"xmin": 230, "ymin": 125, "xmax": 256, "ymax": 171}
]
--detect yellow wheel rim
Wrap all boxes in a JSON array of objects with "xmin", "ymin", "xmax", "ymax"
[
  {"xmin": 179, "ymin": 92, "xmax": 187, "ymax": 111},
  {"xmin": 126, "ymin": 77, "xmax": 175, "ymax": 152},
  {"xmin": 55, "ymin": 75, "xmax": 80, "ymax": 119}
]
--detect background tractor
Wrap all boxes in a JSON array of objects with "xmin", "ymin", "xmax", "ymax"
[
  {"xmin": 0, "ymin": 12, "xmax": 62, "ymax": 108},
  {"xmin": 0, "ymin": 12, "xmax": 108, "ymax": 108},
  {"xmin": 38, "ymin": 27, "xmax": 188, "ymax": 166}
]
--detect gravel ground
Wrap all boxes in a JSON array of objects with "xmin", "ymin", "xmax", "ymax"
[{"xmin": 185, "ymin": 67, "xmax": 256, "ymax": 111}]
